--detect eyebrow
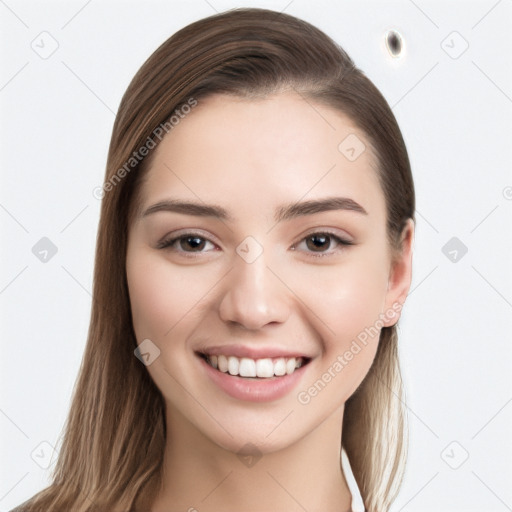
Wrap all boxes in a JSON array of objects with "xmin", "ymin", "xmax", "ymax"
[{"xmin": 141, "ymin": 196, "xmax": 368, "ymax": 222}]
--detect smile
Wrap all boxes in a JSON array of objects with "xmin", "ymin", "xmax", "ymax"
[
  {"xmin": 196, "ymin": 351, "xmax": 312, "ymax": 402},
  {"xmin": 201, "ymin": 353, "xmax": 308, "ymax": 379}
]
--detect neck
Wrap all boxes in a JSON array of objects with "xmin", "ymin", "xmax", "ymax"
[{"xmin": 151, "ymin": 405, "xmax": 353, "ymax": 512}]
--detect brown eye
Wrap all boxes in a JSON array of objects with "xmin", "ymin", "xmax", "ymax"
[
  {"xmin": 295, "ymin": 231, "xmax": 353, "ymax": 257},
  {"xmin": 179, "ymin": 236, "xmax": 206, "ymax": 251},
  {"xmin": 157, "ymin": 233, "xmax": 216, "ymax": 253},
  {"xmin": 305, "ymin": 234, "xmax": 332, "ymax": 252}
]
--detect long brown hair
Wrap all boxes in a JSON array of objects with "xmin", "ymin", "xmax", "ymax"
[{"xmin": 13, "ymin": 8, "xmax": 415, "ymax": 512}]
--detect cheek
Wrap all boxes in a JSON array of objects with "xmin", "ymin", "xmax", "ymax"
[
  {"xmin": 328, "ymin": 269, "xmax": 387, "ymax": 343},
  {"xmin": 126, "ymin": 251, "xmax": 213, "ymax": 341},
  {"xmin": 285, "ymin": 253, "xmax": 388, "ymax": 339},
  {"xmin": 281, "ymin": 254, "xmax": 388, "ymax": 401}
]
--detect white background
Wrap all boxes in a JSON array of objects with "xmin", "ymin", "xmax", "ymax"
[{"xmin": 1, "ymin": 1, "xmax": 511, "ymax": 511}]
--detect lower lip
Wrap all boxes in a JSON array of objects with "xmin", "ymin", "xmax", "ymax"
[{"xmin": 198, "ymin": 355, "xmax": 309, "ymax": 403}]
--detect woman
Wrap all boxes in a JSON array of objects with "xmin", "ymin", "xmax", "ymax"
[{"xmin": 13, "ymin": 7, "xmax": 415, "ymax": 512}]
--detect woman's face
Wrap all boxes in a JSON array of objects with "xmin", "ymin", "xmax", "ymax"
[{"xmin": 126, "ymin": 92, "xmax": 413, "ymax": 454}]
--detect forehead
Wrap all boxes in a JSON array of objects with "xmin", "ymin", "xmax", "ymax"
[{"xmin": 137, "ymin": 92, "xmax": 385, "ymax": 222}]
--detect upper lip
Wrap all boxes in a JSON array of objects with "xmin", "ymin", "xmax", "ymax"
[{"xmin": 196, "ymin": 344, "xmax": 313, "ymax": 360}]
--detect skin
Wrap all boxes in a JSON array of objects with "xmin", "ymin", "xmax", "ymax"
[{"xmin": 126, "ymin": 91, "xmax": 414, "ymax": 512}]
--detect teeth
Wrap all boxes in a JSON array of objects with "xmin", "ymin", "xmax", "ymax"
[
  {"xmin": 206, "ymin": 354, "xmax": 305, "ymax": 378},
  {"xmin": 274, "ymin": 358, "xmax": 286, "ymax": 376},
  {"xmin": 218, "ymin": 355, "xmax": 228, "ymax": 373},
  {"xmin": 228, "ymin": 356, "xmax": 239, "ymax": 376},
  {"xmin": 256, "ymin": 358, "xmax": 274, "ymax": 378},
  {"xmin": 239, "ymin": 358, "xmax": 256, "ymax": 377}
]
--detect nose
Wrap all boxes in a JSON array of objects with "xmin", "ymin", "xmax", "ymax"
[{"xmin": 218, "ymin": 252, "xmax": 290, "ymax": 330}]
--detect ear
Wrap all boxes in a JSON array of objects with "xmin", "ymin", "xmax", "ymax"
[{"xmin": 382, "ymin": 218, "xmax": 414, "ymax": 327}]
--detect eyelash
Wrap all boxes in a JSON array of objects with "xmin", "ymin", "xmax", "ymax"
[{"xmin": 157, "ymin": 230, "xmax": 354, "ymax": 258}]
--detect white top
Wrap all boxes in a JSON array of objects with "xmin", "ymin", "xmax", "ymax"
[{"xmin": 341, "ymin": 448, "xmax": 365, "ymax": 512}]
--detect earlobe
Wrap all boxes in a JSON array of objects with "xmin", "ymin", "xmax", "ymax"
[{"xmin": 383, "ymin": 218, "xmax": 415, "ymax": 327}]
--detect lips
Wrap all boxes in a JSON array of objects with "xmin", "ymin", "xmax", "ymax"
[
  {"xmin": 193, "ymin": 343, "xmax": 314, "ymax": 401},
  {"xmin": 195, "ymin": 344, "xmax": 313, "ymax": 379},
  {"xmin": 196, "ymin": 351, "xmax": 311, "ymax": 402},
  {"xmin": 195, "ymin": 344, "xmax": 313, "ymax": 360}
]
